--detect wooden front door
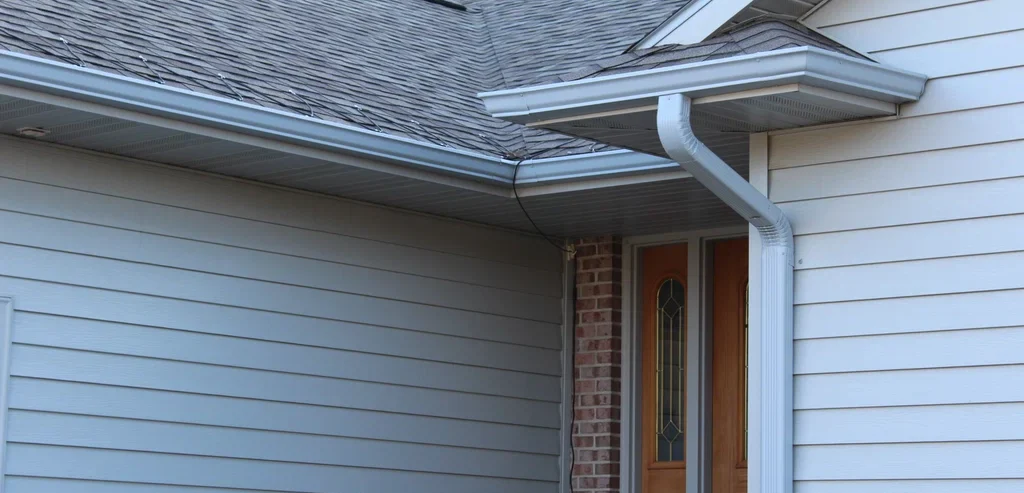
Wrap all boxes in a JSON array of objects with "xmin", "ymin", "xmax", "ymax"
[
  {"xmin": 710, "ymin": 238, "xmax": 749, "ymax": 493},
  {"xmin": 640, "ymin": 239, "xmax": 748, "ymax": 493},
  {"xmin": 641, "ymin": 243, "xmax": 688, "ymax": 493}
]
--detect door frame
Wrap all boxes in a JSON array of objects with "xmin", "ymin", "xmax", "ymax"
[{"xmin": 621, "ymin": 225, "xmax": 751, "ymax": 493}]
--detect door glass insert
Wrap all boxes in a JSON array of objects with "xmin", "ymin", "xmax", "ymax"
[{"xmin": 656, "ymin": 278, "xmax": 685, "ymax": 462}]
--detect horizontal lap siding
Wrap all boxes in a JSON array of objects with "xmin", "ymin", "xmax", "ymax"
[
  {"xmin": 794, "ymin": 480, "xmax": 1024, "ymax": 493},
  {"xmin": 0, "ymin": 138, "xmax": 565, "ymax": 493},
  {"xmin": 784, "ymin": 1, "xmax": 1024, "ymax": 489}
]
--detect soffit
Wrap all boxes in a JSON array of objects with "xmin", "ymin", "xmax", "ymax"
[{"xmin": 0, "ymin": 91, "xmax": 745, "ymax": 238}]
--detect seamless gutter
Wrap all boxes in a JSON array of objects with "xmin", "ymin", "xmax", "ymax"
[
  {"xmin": 478, "ymin": 46, "xmax": 928, "ymax": 124},
  {"xmin": 0, "ymin": 50, "xmax": 685, "ymax": 193},
  {"xmin": 0, "ymin": 49, "xmax": 926, "ymax": 196},
  {"xmin": 0, "ymin": 51, "xmax": 514, "ymax": 184}
]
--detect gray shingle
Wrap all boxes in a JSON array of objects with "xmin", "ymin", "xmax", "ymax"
[
  {"xmin": 478, "ymin": 0, "xmax": 690, "ymax": 88},
  {"xmin": 0, "ymin": 2, "xmax": 855, "ymax": 160},
  {"xmin": 557, "ymin": 19, "xmax": 866, "ymax": 81}
]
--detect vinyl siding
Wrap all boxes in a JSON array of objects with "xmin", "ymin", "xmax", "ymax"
[
  {"xmin": 784, "ymin": 1, "xmax": 1024, "ymax": 490},
  {"xmin": 0, "ymin": 137, "xmax": 565, "ymax": 493}
]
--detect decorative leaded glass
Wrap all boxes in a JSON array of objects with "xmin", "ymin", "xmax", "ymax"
[{"xmin": 656, "ymin": 278, "xmax": 685, "ymax": 462}]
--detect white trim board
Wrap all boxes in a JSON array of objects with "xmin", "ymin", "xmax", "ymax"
[
  {"xmin": 747, "ymin": 132, "xmax": 769, "ymax": 493},
  {"xmin": 560, "ymin": 255, "xmax": 575, "ymax": 493},
  {"xmin": 633, "ymin": 0, "xmax": 754, "ymax": 49}
]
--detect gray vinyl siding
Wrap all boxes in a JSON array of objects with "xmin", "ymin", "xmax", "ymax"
[
  {"xmin": 0, "ymin": 137, "xmax": 565, "ymax": 493},
  {"xmin": 778, "ymin": 1, "xmax": 1024, "ymax": 491}
]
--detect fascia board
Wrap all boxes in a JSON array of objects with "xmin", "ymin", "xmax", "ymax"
[
  {"xmin": 479, "ymin": 47, "xmax": 928, "ymax": 124},
  {"xmin": 633, "ymin": 0, "xmax": 753, "ymax": 50}
]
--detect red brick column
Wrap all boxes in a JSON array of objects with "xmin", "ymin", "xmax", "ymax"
[{"xmin": 572, "ymin": 236, "xmax": 622, "ymax": 493}]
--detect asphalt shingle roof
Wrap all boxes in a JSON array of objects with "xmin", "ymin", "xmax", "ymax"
[
  {"xmin": 0, "ymin": 0, "xmax": 693, "ymax": 158},
  {"xmin": 0, "ymin": 0, "xmax": 514, "ymax": 154},
  {"xmin": 479, "ymin": 1, "xmax": 692, "ymax": 89},
  {"xmin": 554, "ymin": 19, "xmax": 866, "ymax": 82},
  {"xmin": 0, "ymin": 2, "xmax": 856, "ymax": 160}
]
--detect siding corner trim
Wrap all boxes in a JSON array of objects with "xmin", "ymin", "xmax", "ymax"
[{"xmin": 0, "ymin": 297, "xmax": 13, "ymax": 493}]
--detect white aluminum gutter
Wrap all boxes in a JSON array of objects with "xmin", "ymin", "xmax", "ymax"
[
  {"xmin": 0, "ymin": 51, "xmax": 697, "ymax": 195},
  {"xmin": 0, "ymin": 51, "xmax": 514, "ymax": 185},
  {"xmin": 479, "ymin": 46, "xmax": 928, "ymax": 124},
  {"xmin": 658, "ymin": 93, "xmax": 793, "ymax": 493},
  {"xmin": 513, "ymin": 149, "xmax": 684, "ymax": 185}
]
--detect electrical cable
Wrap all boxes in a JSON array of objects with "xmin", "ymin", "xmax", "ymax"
[{"xmin": 511, "ymin": 157, "xmax": 573, "ymax": 255}]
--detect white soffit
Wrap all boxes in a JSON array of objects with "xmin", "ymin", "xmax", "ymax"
[
  {"xmin": 533, "ymin": 84, "xmax": 895, "ymax": 128},
  {"xmin": 533, "ymin": 84, "xmax": 893, "ymax": 158}
]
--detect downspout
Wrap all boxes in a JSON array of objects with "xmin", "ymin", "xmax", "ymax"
[{"xmin": 657, "ymin": 94, "xmax": 794, "ymax": 493}]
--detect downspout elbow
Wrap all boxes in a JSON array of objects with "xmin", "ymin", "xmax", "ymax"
[
  {"xmin": 656, "ymin": 93, "xmax": 793, "ymax": 250},
  {"xmin": 657, "ymin": 93, "xmax": 794, "ymax": 493},
  {"xmin": 757, "ymin": 210, "xmax": 794, "ymax": 250}
]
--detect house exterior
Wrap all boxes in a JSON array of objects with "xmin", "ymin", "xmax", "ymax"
[{"xmin": 0, "ymin": 0, "xmax": 1019, "ymax": 492}]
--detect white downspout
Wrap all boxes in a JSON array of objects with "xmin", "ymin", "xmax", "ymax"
[{"xmin": 657, "ymin": 93, "xmax": 794, "ymax": 493}]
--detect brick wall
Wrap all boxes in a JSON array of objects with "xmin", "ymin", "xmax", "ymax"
[{"xmin": 572, "ymin": 236, "xmax": 623, "ymax": 493}]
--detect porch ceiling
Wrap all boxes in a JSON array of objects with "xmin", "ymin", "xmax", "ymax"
[{"xmin": 537, "ymin": 83, "xmax": 896, "ymax": 157}]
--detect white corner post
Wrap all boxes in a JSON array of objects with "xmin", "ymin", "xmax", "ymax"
[
  {"xmin": 0, "ymin": 297, "xmax": 12, "ymax": 493},
  {"xmin": 656, "ymin": 94, "xmax": 794, "ymax": 493}
]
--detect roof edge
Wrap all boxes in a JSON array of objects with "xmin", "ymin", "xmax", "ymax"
[
  {"xmin": 515, "ymin": 149, "xmax": 685, "ymax": 185},
  {"xmin": 478, "ymin": 46, "xmax": 928, "ymax": 124},
  {"xmin": 0, "ymin": 51, "xmax": 712, "ymax": 196},
  {"xmin": 0, "ymin": 51, "xmax": 513, "ymax": 185}
]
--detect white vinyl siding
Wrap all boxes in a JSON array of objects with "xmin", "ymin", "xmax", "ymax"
[
  {"xmin": 781, "ymin": 1, "xmax": 1024, "ymax": 490},
  {"xmin": 0, "ymin": 137, "xmax": 565, "ymax": 493}
]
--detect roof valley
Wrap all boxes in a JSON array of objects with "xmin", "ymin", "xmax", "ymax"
[{"xmin": 0, "ymin": 0, "xmax": 688, "ymax": 159}]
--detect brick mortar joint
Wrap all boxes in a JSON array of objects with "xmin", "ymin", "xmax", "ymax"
[{"xmin": 572, "ymin": 236, "xmax": 624, "ymax": 487}]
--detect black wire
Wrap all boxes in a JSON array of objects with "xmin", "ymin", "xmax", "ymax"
[
  {"xmin": 509, "ymin": 152, "xmax": 577, "ymax": 491},
  {"xmin": 512, "ymin": 158, "xmax": 572, "ymax": 254}
]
